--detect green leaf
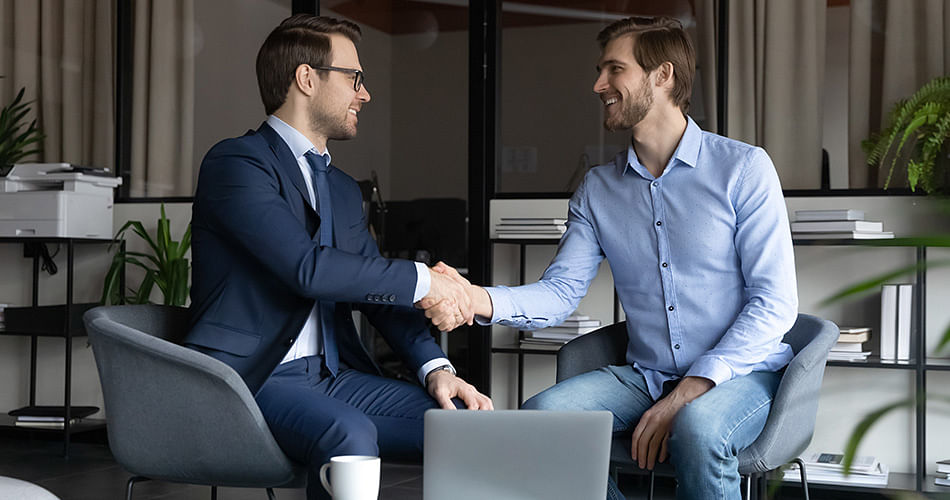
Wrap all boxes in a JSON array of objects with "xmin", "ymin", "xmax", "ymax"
[{"xmin": 843, "ymin": 399, "xmax": 913, "ymax": 473}]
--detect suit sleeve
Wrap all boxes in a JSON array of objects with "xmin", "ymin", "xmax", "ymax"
[
  {"xmin": 347, "ymin": 201, "xmax": 446, "ymax": 373},
  {"xmin": 193, "ymin": 140, "xmax": 418, "ymax": 306}
]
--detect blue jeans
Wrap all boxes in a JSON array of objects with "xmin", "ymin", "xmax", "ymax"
[{"xmin": 522, "ymin": 366, "xmax": 780, "ymax": 500}]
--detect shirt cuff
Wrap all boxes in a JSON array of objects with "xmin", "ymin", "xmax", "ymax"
[
  {"xmin": 417, "ymin": 357, "xmax": 453, "ymax": 386},
  {"xmin": 684, "ymin": 356, "xmax": 733, "ymax": 387},
  {"xmin": 476, "ymin": 286, "xmax": 512, "ymax": 325},
  {"xmin": 412, "ymin": 261, "xmax": 431, "ymax": 303}
]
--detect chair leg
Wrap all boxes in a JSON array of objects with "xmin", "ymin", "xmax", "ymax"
[
  {"xmin": 266, "ymin": 488, "xmax": 277, "ymax": 500},
  {"xmin": 125, "ymin": 476, "xmax": 150, "ymax": 500},
  {"xmin": 211, "ymin": 485, "xmax": 217, "ymax": 500},
  {"xmin": 792, "ymin": 458, "xmax": 810, "ymax": 500},
  {"xmin": 742, "ymin": 473, "xmax": 751, "ymax": 500},
  {"xmin": 648, "ymin": 470, "xmax": 655, "ymax": 500}
]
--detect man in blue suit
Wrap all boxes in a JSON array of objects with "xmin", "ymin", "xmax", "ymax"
[{"xmin": 184, "ymin": 14, "xmax": 492, "ymax": 499}]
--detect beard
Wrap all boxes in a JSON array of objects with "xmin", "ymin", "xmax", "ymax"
[
  {"xmin": 604, "ymin": 75, "xmax": 653, "ymax": 132},
  {"xmin": 309, "ymin": 98, "xmax": 357, "ymax": 141}
]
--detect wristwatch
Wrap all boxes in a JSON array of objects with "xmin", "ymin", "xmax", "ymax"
[{"xmin": 425, "ymin": 364, "xmax": 456, "ymax": 386}]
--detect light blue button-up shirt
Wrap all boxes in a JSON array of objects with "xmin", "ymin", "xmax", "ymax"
[{"xmin": 486, "ymin": 117, "xmax": 798, "ymax": 400}]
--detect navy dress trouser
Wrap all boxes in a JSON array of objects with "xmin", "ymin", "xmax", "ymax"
[{"xmin": 255, "ymin": 356, "xmax": 439, "ymax": 500}]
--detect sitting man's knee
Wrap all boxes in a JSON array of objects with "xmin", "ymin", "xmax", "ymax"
[{"xmin": 317, "ymin": 414, "xmax": 379, "ymax": 463}]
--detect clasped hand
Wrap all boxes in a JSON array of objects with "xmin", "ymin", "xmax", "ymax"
[{"xmin": 414, "ymin": 262, "xmax": 478, "ymax": 332}]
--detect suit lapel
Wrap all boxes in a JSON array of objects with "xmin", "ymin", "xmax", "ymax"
[{"xmin": 257, "ymin": 122, "xmax": 314, "ymax": 215}]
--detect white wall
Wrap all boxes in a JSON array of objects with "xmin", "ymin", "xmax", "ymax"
[{"xmin": 489, "ymin": 195, "xmax": 950, "ymax": 475}]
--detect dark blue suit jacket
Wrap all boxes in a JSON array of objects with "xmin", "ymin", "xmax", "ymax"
[{"xmin": 184, "ymin": 122, "xmax": 445, "ymax": 394}]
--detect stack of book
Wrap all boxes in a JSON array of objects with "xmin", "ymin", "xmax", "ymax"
[
  {"xmin": 880, "ymin": 284, "xmax": 914, "ymax": 361},
  {"xmin": 495, "ymin": 217, "xmax": 567, "ymax": 239},
  {"xmin": 791, "ymin": 209, "xmax": 894, "ymax": 240},
  {"xmin": 935, "ymin": 458, "xmax": 950, "ymax": 487},
  {"xmin": 783, "ymin": 452, "xmax": 889, "ymax": 487},
  {"xmin": 9, "ymin": 405, "xmax": 98, "ymax": 429},
  {"xmin": 829, "ymin": 327, "xmax": 871, "ymax": 361},
  {"xmin": 521, "ymin": 315, "xmax": 602, "ymax": 347}
]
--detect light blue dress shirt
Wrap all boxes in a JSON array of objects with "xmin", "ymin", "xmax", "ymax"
[
  {"xmin": 485, "ymin": 117, "xmax": 798, "ymax": 400},
  {"xmin": 266, "ymin": 116, "xmax": 446, "ymax": 384}
]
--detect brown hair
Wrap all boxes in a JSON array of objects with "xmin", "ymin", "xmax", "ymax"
[
  {"xmin": 256, "ymin": 14, "xmax": 362, "ymax": 115},
  {"xmin": 597, "ymin": 17, "xmax": 695, "ymax": 113}
]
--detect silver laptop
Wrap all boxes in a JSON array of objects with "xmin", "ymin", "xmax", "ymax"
[{"xmin": 424, "ymin": 410, "xmax": 613, "ymax": 500}]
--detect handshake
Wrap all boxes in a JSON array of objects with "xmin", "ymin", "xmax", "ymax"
[{"xmin": 414, "ymin": 262, "xmax": 492, "ymax": 332}]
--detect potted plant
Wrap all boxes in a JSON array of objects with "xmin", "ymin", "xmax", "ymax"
[
  {"xmin": 863, "ymin": 76, "xmax": 950, "ymax": 194},
  {"xmin": 0, "ymin": 86, "xmax": 45, "ymax": 174},
  {"xmin": 100, "ymin": 203, "xmax": 191, "ymax": 306}
]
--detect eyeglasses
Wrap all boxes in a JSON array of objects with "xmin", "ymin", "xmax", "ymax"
[{"xmin": 310, "ymin": 65, "xmax": 364, "ymax": 92}]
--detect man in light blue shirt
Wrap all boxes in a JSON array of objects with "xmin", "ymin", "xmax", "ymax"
[{"xmin": 424, "ymin": 16, "xmax": 797, "ymax": 500}]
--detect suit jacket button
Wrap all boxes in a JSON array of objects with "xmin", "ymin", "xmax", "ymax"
[
  {"xmin": 366, "ymin": 294, "xmax": 373, "ymax": 301},
  {"xmin": 387, "ymin": 294, "xmax": 396, "ymax": 302}
]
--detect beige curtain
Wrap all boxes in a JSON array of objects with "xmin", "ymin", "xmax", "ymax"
[
  {"xmin": 0, "ymin": 0, "xmax": 113, "ymax": 170},
  {"xmin": 695, "ymin": 0, "xmax": 720, "ymax": 135},
  {"xmin": 848, "ymin": 0, "xmax": 950, "ymax": 188},
  {"xmin": 130, "ymin": 0, "xmax": 195, "ymax": 197},
  {"xmin": 726, "ymin": 0, "xmax": 827, "ymax": 190}
]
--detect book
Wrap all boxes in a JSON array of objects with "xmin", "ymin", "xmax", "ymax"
[
  {"xmin": 801, "ymin": 452, "xmax": 881, "ymax": 475},
  {"xmin": 794, "ymin": 209, "xmax": 865, "ymax": 221},
  {"xmin": 831, "ymin": 341, "xmax": 864, "ymax": 352},
  {"xmin": 8, "ymin": 405, "xmax": 98, "ymax": 420},
  {"xmin": 837, "ymin": 330, "xmax": 870, "ymax": 343},
  {"xmin": 880, "ymin": 285, "xmax": 898, "ymax": 360},
  {"xmin": 15, "ymin": 418, "xmax": 81, "ymax": 429},
  {"xmin": 827, "ymin": 351, "xmax": 870, "ymax": 361},
  {"xmin": 938, "ymin": 458, "xmax": 950, "ymax": 474},
  {"xmin": 792, "ymin": 231, "xmax": 895, "ymax": 240},
  {"xmin": 496, "ymin": 233, "xmax": 564, "ymax": 239},
  {"xmin": 896, "ymin": 284, "xmax": 913, "ymax": 361},
  {"xmin": 936, "ymin": 475, "xmax": 950, "ymax": 487},
  {"xmin": 559, "ymin": 319, "xmax": 601, "ymax": 328},
  {"xmin": 496, "ymin": 226, "xmax": 567, "ymax": 232},
  {"xmin": 500, "ymin": 218, "xmax": 567, "ymax": 225},
  {"xmin": 791, "ymin": 220, "xmax": 883, "ymax": 233},
  {"xmin": 532, "ymin": 325, "xmax": 600, "ymax": 335},
  {"xmin": 783, "ymin": 462, "xmax": 889, "ymax": 487}
]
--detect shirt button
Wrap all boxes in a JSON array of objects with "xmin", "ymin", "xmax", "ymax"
[
  {"xmin": 656, "ymin": 221, "xmax": 662, "ymax": 226},
  {"xmin": 668, "ymin": 305, "xmax": 675, "ymax": 311},
  {"xmin": 662, "ymin": 262, "xmax": 668, "ymax": 268},
  {"xmin": 674, "ymin": 344, "xmax": 680, "ymax": 350},
  {"xmin": 652, "ymin": 181, "xmax": 659, "ymax": 188}
]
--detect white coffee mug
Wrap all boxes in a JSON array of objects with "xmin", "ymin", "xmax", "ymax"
[{"xmin": 319, "ymin": 455, "xmax": 381, "ymax": 500}]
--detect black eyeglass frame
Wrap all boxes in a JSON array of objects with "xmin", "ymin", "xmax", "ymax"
[{"xmin": 310, "ymin": 65, "xmax": 364, "ymax": 91}]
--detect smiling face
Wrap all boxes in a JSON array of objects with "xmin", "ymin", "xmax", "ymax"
[
  {"xmin": 309, "ymin": 33, "xmax": 371, "ymax": 142},
  {"xmin": 593, "ymin": 34, "xmax": 655, "ymax": 132}
]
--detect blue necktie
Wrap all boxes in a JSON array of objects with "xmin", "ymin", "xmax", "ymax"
[{"xmin": 305, "ymin": 151, "xmax": 338, "ymax": 376}]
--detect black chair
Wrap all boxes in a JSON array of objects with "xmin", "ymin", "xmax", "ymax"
[{"xmin": 556, "ymin": 314, "xmax": 838, "ymax": 499}]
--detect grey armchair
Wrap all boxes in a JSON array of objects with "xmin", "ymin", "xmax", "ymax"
[
  {"xmin": 84, "ymin": 305, "xmax": 306, "ymax": 500},
  {"xmin": 556, "ymin": 313, "xmax": 838, "ymax": 500}
]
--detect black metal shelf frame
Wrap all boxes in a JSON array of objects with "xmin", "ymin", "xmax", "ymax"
[{"xmin": 0, "ymin": 237, "xmax": 120, "ymax": 457}]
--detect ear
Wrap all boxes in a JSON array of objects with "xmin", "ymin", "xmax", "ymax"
[
  {"xmin": 654, "ymin": 61, "xmax": 675, "ymax": 91},
  {"xmin": 293, "ymin": 64, "xmax": 318, "ymax": 97}
]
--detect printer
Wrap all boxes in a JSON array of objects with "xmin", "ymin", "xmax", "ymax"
[{"xmin": 0, "ymin": 163, "xmax": 123, "ymax": 239}]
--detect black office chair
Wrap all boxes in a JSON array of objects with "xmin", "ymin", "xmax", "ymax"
[{"xmin": 556, "ymin": 314, "xmax": 838, "ymax": 500}]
